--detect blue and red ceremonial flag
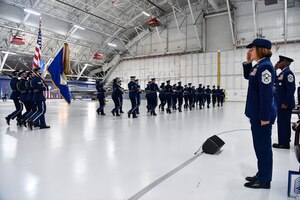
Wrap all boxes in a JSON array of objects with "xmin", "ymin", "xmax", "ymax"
[{"xmin": 47, "ymin": 43, "xmax": 72, "ymax": 104}]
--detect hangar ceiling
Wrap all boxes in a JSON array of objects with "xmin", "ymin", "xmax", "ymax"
[{"xmin": 0, "ymin": 0, "xmax": 239, "ymax": 80}]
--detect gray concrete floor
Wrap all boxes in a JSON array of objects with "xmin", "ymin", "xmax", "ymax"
[{"xmin": 0, "ymin": 99, "xmax": 298, "ymax": 200}]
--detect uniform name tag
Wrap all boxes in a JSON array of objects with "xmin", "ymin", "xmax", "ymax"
[{"xmin": 250, "ymin": 68, "xmax": 257, "ymax": 76}]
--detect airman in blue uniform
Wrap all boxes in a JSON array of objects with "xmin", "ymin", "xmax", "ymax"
[
  {"xmin": 202, "ymin": 85, "xmax": 206, "ymax": 108},
  {"xmin": 205, "ymin": 85, "xmax": 211, "ymax": 108},
  {"xmin": 23, "ymin": 71, "xmax": 36, "ymax": 124},
  {"xmin": 243, "ymin": 38, "xmax": 276, "ymax": 189},
  {"xmin": 212, "ymin": 85, "xmax": 217, "ymax": 108},
  {"xmin": 172, "ymin": 84, "xmax": 177, "ymax": 110},
  {"xmin": 128, "ymin": 76, "xmax": 139, "ymax": 118},
  {"xmin": 28, "ymin": 67, "xmax": 50, "ymax": 130},
  {"xmin": 186, "ymin": 83, "xmax": 194, "ymax": 110},
  {"xmin": 159, "ymin": 83, "xmax": 166, "ymax": 111},
  {"xmin": 183, "ymin": 85, "xmax": 189, "ymax": 109},
  {"xmin": 164, "ymin": 80, "xmax": 173, "ymax": 114},
  {"xmin": 148, "ymin": 78, "xmax": 159, "ymax": 116},
  {"xmin": 219, "ymin": 88, "xmax": 225, "ymax": 106},
  {"xmin": 135, "ymin": 79, "xmax": 141, "ymax": 114},
  {"xmin": 5, "ymin": 70, "xmax": 23, "ymax": 126},
  {"xmin": 118, "ymin": 79, "xmax": 124, "ymax": 114},
  {"xmin": 273, "ymin": 55, "xmax": 295, "ymax": 149},
  {"xmin": 111, "ymin": 78, "xmax": 122, "ymax": 117},
  {"xmin": 176, "ymin": 82, "xmax": 184, "ymax": 112},
  {"xmin": 17, "ymin": 71, "xmax": 30, "ymax": 127},
  {"xmin": 96, "ymin": 80, "xmax": 106, "ymax": 116},
  {"xmin": 145, "ymin": 81, "xmax": 151, "ymax": 113},
  {"xmin": 216, "ymin": 86, "xmax": 221, "ymax": 107},
  {"xmin": 197, "ymin": 84, "xmax": 204, "ymax": 109}
]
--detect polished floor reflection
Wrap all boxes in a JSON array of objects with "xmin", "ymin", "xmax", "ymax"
[{"xmin": 0, "ymin": 99, "xmax": 298, "ymax": 200}]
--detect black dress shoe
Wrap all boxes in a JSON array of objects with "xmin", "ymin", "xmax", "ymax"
[
  {"xmin": 245, "ymin": 175, "xmax": 257, "ymax": 182},
  {"xmin": 127, "ymin": 112, "xmax": 131, "ymax": 118},
  {"xmin": 272, "ymin": 143, "xmax": 290, "ymax": 149},
  {"xmin": 5, "ymin": 116, "xmax": 10, "ymax": 125},
  {"xmin": 28, "ymin": 121, "xmax": 33, "ymax": 130},
  {"xmin": 244, "ymin": 181, "xmax": 270, "ymax": 189},
  {"xmin": 40, "ymin": 126, "xmax": 50, "ymax": 129},
  {"xmin": 96, "ymin": 110, "xmax": 100, "ymax": 115},
  {"xmin": 111, "ymin": 110, "xmax": 115, "ymax": 116}
]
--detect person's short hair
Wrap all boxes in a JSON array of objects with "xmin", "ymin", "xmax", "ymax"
[{"xmin": 256, "ymin": 47, "xmax": 272, "ymax": 59}]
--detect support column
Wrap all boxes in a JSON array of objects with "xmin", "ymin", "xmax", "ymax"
[{"xmin": 217, "ymin": 50, "xmax": 221, "ymax": 87}]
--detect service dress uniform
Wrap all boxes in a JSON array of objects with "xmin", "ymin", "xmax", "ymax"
[
  {"xmin": 212, "ymin": 86, "xmax": 217, "ymax": 108},
  {"xmin": 128, "ymin": 77, "xmax": 139, "ymax": 118},
  {"xmin": 159, "ymin": 83, "xmax": 166, "ymax": 111},
  {"xmin": 96, "ymin": 81, "xmax": 106, "ymax": 115},
  {"xmin": 243, "ymin": 38, "xmax": 277, "ymax": 189},
  {"xmin": 148, "ymin": 79, "xmax": 159, "ymax": 115},
  {"xmin": 28, "ymin": 68, "xmax": 50, "ymax": 130},
  {"xmin": 5, "ymin": 70, "xmax": 23, "ymax": 126},
  {"xmin": 111, "ymin": 79, "xmax": 122, "ymax": 116},
  {"xmin": 176, "ymin": 82, "xmax": 184, "ymax": 112},
  {"xmin": 164, "ymin": 81, "xmax": 173, "ymax": 114},
  {"xmin": 274, "ymin": 56, "xmax": 295, "ymax": 149},
  {"xmin": 205, "ymin": 86, "xmax": 211, "ymax": 108}
]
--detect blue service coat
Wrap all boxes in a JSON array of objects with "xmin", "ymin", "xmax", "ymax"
[
  {"xmin": 243, "ymin": 57, "xmax": 276, "ymax": 123},
  {"xmin": 275, "ymin": 67, "xmax": 295, "ymax": 110},
  {"xmin": 31, "ymin": 76, "xmax": 46, "ymax": 102}
]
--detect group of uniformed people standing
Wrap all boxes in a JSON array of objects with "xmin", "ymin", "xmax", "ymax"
[
  {"xmin": 95, "ymin": 75, "xmax": 226, "ymax": 119},
  {"xmin": 242, "ymin": 38, "xmax": 296, "ymax": 190},
  {"xmin": 157, "ymin": 82, "xmax": 225, "ymax": 113},
  {"xmin": 4, "ymin": 67, "xmax": 50, "ymax": 130}
]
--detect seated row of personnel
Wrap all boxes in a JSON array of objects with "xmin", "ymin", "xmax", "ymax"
[
  {"xmin": 95, "ymin": 76, "xmax": 225, "ymax": 118},
  {"xmin": 4, "ymin": 67, "xmax": 50, "ymax": 130}
]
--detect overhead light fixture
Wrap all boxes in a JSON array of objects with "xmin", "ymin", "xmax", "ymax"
[
  {"xmin": 142, "ymin": 11, "xmax": 150, "ymax": 17},
  {"xmin": 1, "ymin": 51, "xmax": 17, "ymax": 55},
  {"xmin": 108, "ymin": 43, "xmax": 117, "ymax": 47},
  {"xmin": 24, "ymin": 9, "xmax": 41, "ymax": 16},
  {"xmin": 74, "ymin": 25, "xmax": 85, "ymax": 30}
]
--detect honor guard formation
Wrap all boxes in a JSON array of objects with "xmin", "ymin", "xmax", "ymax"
[
  {"xmin": 5, "ymin": 67, "xmax": 50, "ymax": 130},
  {"xmin": 94, "ymin": 76, "xmax": 226, "ymax": 119}
]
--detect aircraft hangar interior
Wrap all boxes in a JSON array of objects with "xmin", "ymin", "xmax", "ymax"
[{"xmin": 0, "ymin": 0, "xmax": 300, "ymax": 199}]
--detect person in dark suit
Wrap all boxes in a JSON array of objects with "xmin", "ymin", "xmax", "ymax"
[
  {"xmin": 242, "ymin": 38, "xmax": 276, "ymax": 189},
  {"xmin": 273, "ymin": 55, "xmax": 295, "ymax": 149}
]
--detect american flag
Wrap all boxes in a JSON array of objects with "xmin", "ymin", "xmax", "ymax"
[{"xmin": 33, "ymin": 17, "xmax": 42, "ymax": 69}]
